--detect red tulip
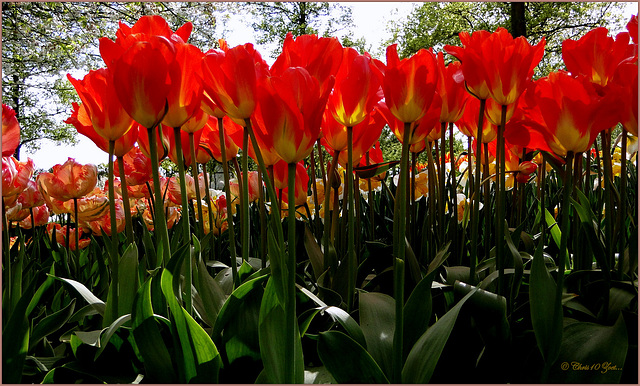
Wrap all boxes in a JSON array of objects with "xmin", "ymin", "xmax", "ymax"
[
  {"xmin": 17, "ymin": 180, "xmax": 44, "ymax": 209},
  {"xmin": 162, "ymin": 43, "xmax": 204, "ymax": 129},
  {"xmin": 137, "ymin": 124, "xmax": 169, "ymax": 161},
  {"xmin": 456, "ymin": 97, "xmax": 498, "ymax": 143},
  {"xmin": 114, "ymin": 146, "xmax": 153, "ymax": 186},
  {"xmin": 2, "ymin": 104, "xmax": 20, "ymax": 157},
  {"xmin": 378, "ymin": 92, "xmax": 442, "ymax": 146},
  {"xmin": 201, "ymin": 44, "xmax": 270, "ymax": 121},
  {"xmin": 253, "ymin": 67, "xmax": 331, "ymax": 164},
  {"xmin": 167, "ymin": 174, "xmax": 206, "ymax": 206},
  {"xmin": 229, "ymin": 170, "xmax": 261, "ymax": 204},
  {"xmin": 436, "ymin": 52, "xmax": 471, "ymax": 123},
  {"xmin": 627, "ymin": 15, "xmax": 638, "ymax": 45},
  {"xmin": 383, "ymin": 44, "xmax": 438, "ymax": 123},
  {"xmin": 2, "ymin": 156, "xmax": 34, "ymax": 197},
  {"xmin": 271, "ymin": 32, "xmax": 344, "ymax": 94},
  {"xmin": 273, "ymin": 160, "xmax": 309, "ymax": 206},
  {"xmin": 562, "ymin": 27, "xmax": 634, "ymax": 88},
  {"xmin": 66, "ymin": 102, "xmax": 138, "ymax": 157},
  {"xmin": 322, "ymin": 108, "xmax": 386, "ymax": 167},
  {"xmin": 37, "ymin": 158, "xmax": 97, "ymax": 201},
  {"xmin": 607, "ymin": 60, "xmax": 638, "ymax": 136},
  {"xmin": 199, "ymin": 116, "xmax": 243, "ymax": 163},
  {"xmin": 114, "ymin": 15, "xmax": 192, "ymax": 44},
  {"xmin": 67, "ymin": 68, "xmax": 137, "ymax": 142},
  {"xmin": 444, "ymin": 30, "xmax": 494, "ymax": 100},
  {"xmin": 327, "ymin": 48, "xmax": 382, "ymax": 127},
  {"xmin": 524, "ymin": 71, "xmax": 621, "ymax": 157}
]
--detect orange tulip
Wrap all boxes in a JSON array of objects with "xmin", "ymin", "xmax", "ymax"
[
  {"xmin": 229, "ymin": 171, "xmax": 261, "ymax": 204},
  {"xmin": 382, "ymin": 44, "xmax": 438, "ymax": 124},
  {"xmin": 114, "ymin": 146, "xmax": 153, "ymax": 186},
  {"xmin": 167, "ymin": 174, "xmax": 206, "ymax": 206},
  {"xmin": 18, "ymin": 205, "xmax": 50, "ymax": 229},
  {"xmin": 37, "ymin": 158, "xmax": 97, "ymax": 201},
  {"xmin": 327, "ymin": 47, "xmax": 382, "ymax": 127},
  {"xmin": 2, "ymin": 104, "xmax": 20, "ymax": 157},
  {"xmin": 444, "ymin": 30, "xmax": 493, "ymax": 100},
  {"xmin": 253, "ymin": 67, "xmax": 331, "ymax": 164},
  {"xmin": 137, "ymin": 123, "xmax": 169, "ymax": 161},
  {"xmin": 201, "ymin": 44, "xmax": 270, "ymax": 121},
  {"xmin": 562, "ymin": 27, "xmax": 634, "ymax": 88},
  {"xmin": 47, "ymin": 223, "xmax": 91, "ymax": 250},
  {"xmin": 85, "ymin": 198, "xmax": 125, "ymax": 236},
  {"xmin": 66, "ymin": 102, "xmax": 138, "ymax": 157},
  {"xmin": 17, "ymin": 180, "xmax": 44, "ymax": 209},
  {"xmin": 2, "ymin": 156, "xmax": 34, "ymax": 197}
]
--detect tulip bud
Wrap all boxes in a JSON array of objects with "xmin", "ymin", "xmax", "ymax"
[{"xmin": 518, "ymin": 161, "xmax": 537, "ymax": 175}]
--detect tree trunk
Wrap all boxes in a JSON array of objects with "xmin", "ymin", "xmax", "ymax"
[{"xmin": 510, "ymin": 2, "xmax": 527, "ymax": 38}]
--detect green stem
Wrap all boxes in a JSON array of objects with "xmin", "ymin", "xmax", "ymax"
[
  {"xmin": 201, "ymin": 162, "xmax": 215, "ymax": 262},
  {"xmin": 147, "ymin": 125, "xmax": 171, "ymax": 268},
  {"xmin": 107, "ymin": 140, "xmax": 119, "ymax": 320},
  {"xmin": 322, "ymin": 151, "xmax": 340, "ymax": 272},
  {"xmin": 438, "ymin": 122, "xmax": 446, "ymax": 243},
  {"xmin": 285, "ymin": 162, "xmax": 297, "ymax": 384},
  {"xmin": 173, "ymin": 126, "xmax": 193, "ymax": 315},
  {"xmin": 469, "ymin": 99, "xmax": 486, "ymax": 285},
  {"xmin": 556, "ymin": 151, "xmax": 574, "ymax": 328},
  {"xmin": 117, "ymin": 155, "xmax": 134, "ymax": 245},
  {"xmin": 449, "ymin": 122, "xmax": 458, "ymax": 264},
  {"xmin": 258, "ymin": 167, "xmax": 267, "ymax": 269},
  {"xmin": 3, "ymin": 197, "xmax": 11, "ymax": 308},
  {"xmin": 366, "ymin": 152, "xmax": 375, "ymax": 241},
  {"xmin": 217, "ymin": 117, "xmax": 239, "ymax": 288},
  {"xmin": 496, "ymin": 105, "xmax": 507, "ymax": 297},
  {"xmin": 189, "ymin": 133, "xmax": 205, "ymax": 240},
  {"xmin": 393, "ymin": 122, "xmax": 412, "ymax": 383},
  {"xmin": 347, "ymin": 127, "xmax": 356, "ymax": 311},
  {"xmin": 618, "ymin": 130, "xmax": 628, "ymax": 280},
  {"xmin": 241, "ymin": 123, "xmax": 250, "ymax": 263},
  {"xmin": 309, "ymin": 149, "xmax": 321, "ymax": 242},
  {"xmin": 426, "ymin": 142, "xmax": 437, "ymax": 259},
  {"xmin": 73, "ymin": 197, "xmax": 80, "ymax": 271}
]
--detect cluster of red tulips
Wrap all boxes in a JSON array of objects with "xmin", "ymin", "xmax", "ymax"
[{"xmin": 1, "ymin": 13, "xmax": 637, "ymax": 383}]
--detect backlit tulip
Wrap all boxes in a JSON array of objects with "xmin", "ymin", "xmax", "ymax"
[
  {"xmin": 85, "ymin": 198, "xmax": 125, "ymax": 236},
  {"xmin": 273, "ymin": 161, "xmax": 309, "ymax": 206},
  {"xmin": 456, "ymin": 97, "xmax": 498, "ymax": 143},
  {"xmin": 114, "ymin": 146, "xmax": 153, "ymax": 186},
  {"xmin": 229, "ymin": 171, "xmax": 261, "ymax": 204},
  {"xmin": 483, "ymin": 28, "xmax": 545, "ymax": 106},
  {"xmin": 68, "ymin": 68, "xmax": 137, "ymax": 142},
  {"xmin": 17, "ymin": 180, "xmax": 44, "ymax": 209},
  {"xmin": 18, "ymin": 205, "xmax": 49, "ymax": 229},
  {"xmin": 253, "ymin": 67, "xmax": 331, "ymax": 164},
  {"xmin": 66, "ymin": 102, "xmax": 138, "ymax": 157},
  {"xmin": 201, "ymin": 44, "xmax": 270, "ymax": 120},
  {"xmin": 444, "ymin": 30, "xmax": 493, "ymax": 100},
  {"xmin": 2, "ymin": 104, "xmax": 20, "ymax": 157},
  {"xmin": 327, "ymin": 48, "xmax": 382, "ymax": 127},
  {"xmin": 271, "ymin": 32, "xmax": 344, "ymax": 94},
  {"xmin": 162, "ymin": 43, "xmax": 204, "ymax": 128},
  {"xmin": 322, "ymin": 108, "xmax": 386, "ymax": 167},
  {"xmin": 562, "ymin": 27, "xmax": 634, "ymax": 88},
  {"xmin": 383, "ymin": 44, "xmax": 438, "ymax": 123},
  {"xmin": 167, "ymin": 174, "xmax": 206, "ymax": 206},
  {"xmin": 37, "ymin": 158, "xmax": 97, "ymax": 201},
  {"xmin": 524, "ymin": 71, "xmax": 621, "ymax": 157},
  {"xmin": 137, "ymin": 124, "xmax": 169, "ymax": 161},
  {"xmin": 2, "ymin": 156, "xmax": 34, "ymax": 197},
  {"xmin": 608, "ymin": 60, "xmax": 638, "ymax": 136},
  {"xmin": 200, "ymin": 116, "xmax": 243, "ymax": 163},
  {"xmin": 436, "ymin": 52, "xmax": 471, "ymax": 123},
  {"xmin": 47, "ymin": 223, "xmax": 91, "ymax": 251}
]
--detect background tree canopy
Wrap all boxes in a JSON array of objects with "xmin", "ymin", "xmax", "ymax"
[{"xmin": 2, "ymin": 1, "xmax": 633, "ymax": 163}]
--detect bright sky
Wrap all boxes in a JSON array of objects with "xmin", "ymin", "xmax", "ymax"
[{"xmin": 20, "ymin": 2, "xmax": 637, "ymax": 171}]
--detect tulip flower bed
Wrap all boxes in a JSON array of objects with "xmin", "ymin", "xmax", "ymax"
[{"xmin": 2, "ymin": 15, "xmax": 638, "ymax": 384}]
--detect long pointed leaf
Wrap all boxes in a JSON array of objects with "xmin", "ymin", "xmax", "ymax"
[{"xmin": 317, "ymin": 331, "xmax": 389, "ymax": 383}]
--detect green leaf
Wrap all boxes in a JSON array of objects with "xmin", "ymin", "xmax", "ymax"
[
  {"xmin": 94, "ymin": 313, "xmax": 131, "ymax": 360},
  {"xmin": 402, "ymin": 287, "xmax": 477, "ymax": 383},
  {"xmin": 503, "ymin": 220, "xmax": 524, "ymax": 304},
  {"xmin": 549, "ymin": 315, "xmax": 628, "ymax": 383},
  {"xmin": 258, "ymin": 277, "xmax": 304, "ymax": 383},
  {"xmin": 303, "ymin": 226, "xmax": 324, "ymax": 281},
  {"xmin": 267, "ymin": 226, "xmax": 287, "ymax": 306},
  {"xmin": 544, "ymin": 209, "xmax": 562, "ymax": 250},
  {"xmin": 354, "ymin": 160, "xmax": 400, "ymax": 179},
  {"xmin": 2, "ymin": 277, "xmax": 37, "ymax": 383},
  {"xmin": 118, "ymin": 243, "xmax": 139, "ymax": 318},
  {"xmin": 317, "ymin": 331, "xmax": 389, "ymax": 383},
  {"xmin": 529, "ymin": 241, "xmax": 562, "ymax": 364},
  {"xmin": 359, "ymin": 291, "xmax": 395, "ymax": 378},
  {"xmin": 212, "ymin": 274, "xmax": 268, "ymax": 340},
  {"xmin": 403, "ymin": 272, "xmax": 435, "ymax": 359},
  {"xmin": 29, "ymin": 298, "xmax": 76, "ymax": 352},
  {"xmin": 453, "ymin": 281, "xmax": 510, "ymax": 342},
  {"xmin": 181, "ymin": 307, "xmax": 223, "ymax": 383},
  {"xmin": 570, "ymin": 190, "xmax": 609, "ymax": 274},
  {"xmin": 131, "ymin": 277, "xmax": 177, "ymax": 383},
  {"xmin": 193, "ymin": 258, "xmax": 227, "ymax": 328},
  {"xmin": 50, "ymin": 275, "xmax": 105, "ymax": 316}
]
